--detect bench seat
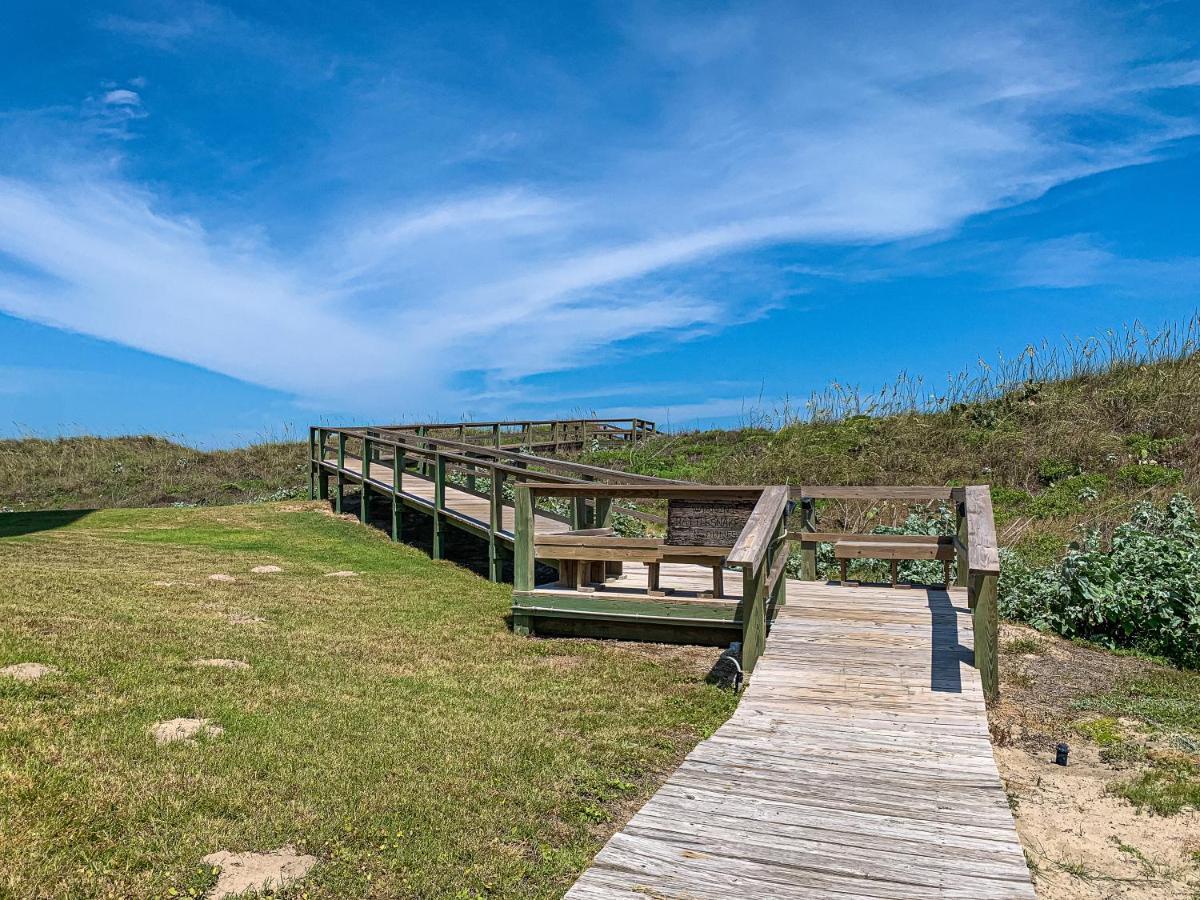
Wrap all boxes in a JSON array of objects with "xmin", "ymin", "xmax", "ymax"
[{"xmin": 833, "ymin": 537, "xmax": 954, "ymax": 587}]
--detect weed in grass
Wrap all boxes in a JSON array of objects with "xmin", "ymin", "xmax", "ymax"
[
  {"xmin": 1002, "ymin": 637, "xmax": 1045, "ymax": 657},
  {"xmin": 1075, "ymin": 670, "xmax": 1200, "ymax": 737},
  {"xmin": 1111, "ymin": 758, "xmax": 1200, "ymax": 816},
  {"xmin": 1074, "ymin": 716, "xmax": 1124, "ymax": 748}
]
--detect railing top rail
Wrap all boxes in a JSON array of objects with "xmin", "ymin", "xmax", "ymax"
[
  {"xmin": 322, "ymin": 426, "xmax": 682, "ymax": 485},
  {"xmin": 520, "ymin": 482, "xmax": 768, "ymax": 499},
  {"xmin": 963, "ymin": 485, "xmax": 1000, "ymax": 575},
  {"xmin": 362, "ymin": 417, "xmax": 655, "ymax": 431},
  {"xmin": 323, "ymin": 431, "xmax": 581, "ymax": 484},
  {"xmin": 794, "ymin": 485, "xmax": 962, "ymax": 501},
  {"xmin": 727, "ymin": 486, "xmax": 790, "ymax": 572}
]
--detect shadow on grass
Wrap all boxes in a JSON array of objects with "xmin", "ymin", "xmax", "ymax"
[{"xmin": 0, "ymin": 509, "xmax": 95, "ymax": 537}]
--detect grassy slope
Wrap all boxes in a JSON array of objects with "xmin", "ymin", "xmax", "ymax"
[
  {"xmin": 0, "ymin": 436, "xmax": 309, "ymax": 510},
  {"xmin": 0, "ymin": 503, "xmax": 735, "ymax": 899},
  {"xmin": 578, "ymin": 356, "xmax": 1200, "ymax": 565}
]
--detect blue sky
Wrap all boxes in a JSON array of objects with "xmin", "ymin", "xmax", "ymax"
[{"xmin": 1, "ymin": 1, "xmax": 1199, "ymax": 446}]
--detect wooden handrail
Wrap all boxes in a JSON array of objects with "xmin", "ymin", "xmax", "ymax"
[
  {"xmin": 355, "ymin": 427, "xmax": 682, "ymax": 485},
  {"xmin": 727, "ymin": 486, "xmax": 790, "ymax": 573},
  {"xmin": 794, "ymin": 485, "xmax": 962, "ymax": 501},
  {"xmin": 963, "ymin": 485, "xmax": 1000, "ymax": 575},
  {"xmin": 522, "ymin": 483, "xmax": 766, "ymax": 499}
]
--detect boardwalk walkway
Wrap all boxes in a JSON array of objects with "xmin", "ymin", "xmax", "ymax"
[
  {"xmin": 566, "ymin": 574, "xmax": 1035, "ymax": 899},
  {"xmin": 347, "ymin": 452, "xmax": 571, "ymax": 539}
]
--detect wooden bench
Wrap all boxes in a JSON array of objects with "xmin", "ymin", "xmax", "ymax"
[
  {"xmin": 533, "ymin": 497, "xmax": 758, "ymax": 598},
  {"xmin": 828, "ymin": 533, "xmax": 955, "ymax": 587}
]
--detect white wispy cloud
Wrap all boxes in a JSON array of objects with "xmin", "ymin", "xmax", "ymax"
[{"xmin": 0, "ymin": 2, "xmax": 1198, "ymax": 418}]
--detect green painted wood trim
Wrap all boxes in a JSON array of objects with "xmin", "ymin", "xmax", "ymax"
[
  {"xmin": 970, "ymin": 571, "xmax": 999, "ymax": 701},
  {"xmin": 513, "ymin": 484, "xmax": 535, "ymax": 592},
  {"xmin": 512, "ymin": 593, "xmax": 743, "ymax": 622},
  {"xmin": 512, "ymin": 612, "xmax": 533, "ymax": 636}
]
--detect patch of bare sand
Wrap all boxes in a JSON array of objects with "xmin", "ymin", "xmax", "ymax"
[
  {"xmin": 0, "ymin": 662, "xmax": 60, "ymax": 682},
  {"xmin": 151, "ymin": 717, "xmax": 223, "ymax": 745},
  {"xmin": 225, "ymin": 612, "xmax": 265, "ymax": 625},
  {"xmin": 251, "ymin": 565, "xmax": 282, "ymax": 574},
  {"xmin": 207, "ymin": 574, "xmax": 236, "ymax": 583},
  {"xmin": 991, "ymin": 624, "xmax": 1200, "ymax": 898},
  {"xmin": 191, "ymin": 658, "xmax": 250, "ymax": 670},
  {"xmin": 201, "ymin": 846, "xmax": 317, "ymax": 899},
  {"xmin": 998, "ymin": 744, "xmax": 1200, "ymax": 898},
  {"xmin": 323, "ymin": 570, "xmax": 358, "ymax": 577}
]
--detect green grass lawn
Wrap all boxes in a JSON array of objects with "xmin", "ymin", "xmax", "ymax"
[{"xmin": 0, "ymin": 503, "xmax": 736, "ymax": 899}]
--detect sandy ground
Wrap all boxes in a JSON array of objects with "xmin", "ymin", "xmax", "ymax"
[
  {"xmin": 201, "ymin": 846, "xmax": 317, "ymax": 899},
  {"xmin": 990, "ymin": 625, "xmax": 1200, "ymax": 899}
]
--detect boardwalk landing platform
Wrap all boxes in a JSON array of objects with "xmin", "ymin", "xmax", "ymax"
[{"xmin": 566, "ymin": 575, "xmax": 1035, "ymax": 899}]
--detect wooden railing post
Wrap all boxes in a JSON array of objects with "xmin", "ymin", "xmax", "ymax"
[
  {"xmin": 391, "ymin": 444, "xmax": 403, "ymax": 542},
  {"xmin": 513, "ymin": 485, "xmax": 536, "ymax": 635},
  {"xmin": 799, "ymin": 497, "xmax": 817, "ymax": 580},
  {"xmin": 493, "ymin": 423, "xmax": 501, "ymax": 448},
  {"xmin": 769, "ymin": 515, "xmax": 788, "ymax": 609},
  {"xmin": 335, "ymin": 432, "xmax": 346, "ymax": 515},
  {"xmin": 956, "ymin": 501, "xmax": 969, "ymax": 588},
  {"xmin": 970, "ymin": 572, "xmax": 999, "ymax": 700},
  {"xmin": 741, "ymin": 562, "xmax": 766, "ymax": 674},
  {"xmin": 315, "ymin": 428, "xmax": 330, "ymax": 500},
  {"xmin": 488, "ymin": 468, "xmax": 504, "ymax": 582},
  {"xmin": 433, "ymin": 453, "xmax": 446, "ymax": 559},
  {"xmin": 417, "ymin": 426, "xmax": 428, "ymax": 476},
  {"xmin": 308, "ymin": 427, "xmax": 317, "ymax": 500},
  {"xmin": 360, "ymin": 437, "xmax": 371, "ymax": 524}
]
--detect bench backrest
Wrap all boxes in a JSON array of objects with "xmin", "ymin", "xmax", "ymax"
[{"xmin": 665, "ymin": 498, "xmax": 756, "ymax": 548}]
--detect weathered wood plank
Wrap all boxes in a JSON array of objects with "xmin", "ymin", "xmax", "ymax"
[{"xmin": 565, "ymin": 577, "xmax": 1032, "ymax": 899}]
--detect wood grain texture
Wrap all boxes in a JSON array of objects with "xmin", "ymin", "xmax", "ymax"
[
  {"xmin": 565, "ymin": 578, "xmax": 1034, "ymax": 899},
  {"xmin": 964, "ymin": 485, "xmax": 1000, "ymax": 574}
]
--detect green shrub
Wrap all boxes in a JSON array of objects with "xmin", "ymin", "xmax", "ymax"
[
  {"xmin": 1124, "ymin": 434, "xmax": 1183, "ymax": 461},
  {"xmin": 999, "ymin": 494, "xmax": 1200, "ymax": 668},
  {"xmin": 1117, "ymin": 463, "xmax": 1183, "ymax": 487},
  {"xmin": 1037, "ymin": 457, "xmax": 1081, "ymax": 486},
  {"xmin": 1027, "ymin": 474, "xmax": 1110, "ymax": 519}
]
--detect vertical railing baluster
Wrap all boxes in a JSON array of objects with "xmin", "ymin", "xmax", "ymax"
[
  {"xmin": 513, "ymin": 484, "xmax": 535, "ymax": 593},
  {"xmin": 488, "ymin": 466, "xmax": 503, "ymax": 582},
  {"xmin": 360, "ymin": 436, "xmax": 371, "ymax": 524},
  {"xmin": 335, "ymin": 432, "xmax": 346, "ymax": 515},
  {"xmin": 799, "ymin": 497, "xmax": 817, "ymax": 580},
  {"xmin": 956, "ymin": 501, "xmax": 970, "ymax": 588},
  {"xmin": 432, "ymin": 452, "xmax": 446, "ymax": 559},
  {"xmin": 308, "ymin": 427, "xmax": 317, "ymax": 500},
  {"xmin": 391, "ymin": 442, "xmax": 403, "ymax": 542},
  {"xmin": 316, "ymin": 428, "xmax": 329, "ymax": 500}
]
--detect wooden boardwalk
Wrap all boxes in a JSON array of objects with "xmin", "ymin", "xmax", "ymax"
[
  {"xmin": 344, "ymin": 452, "xmax": 571, "ymax": 540},
  {"xmin": 566, "ymin": 575, "xmax": 1035, "ymax": 899}
]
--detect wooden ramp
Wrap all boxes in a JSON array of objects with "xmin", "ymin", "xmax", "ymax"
[
  {"xmin": 343, "ymin": 452, "xmax": 571, "ymax": 541},
  {"xmin": 566, "ymin": 577, "xmax": 1035, "ymax": 899}
]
